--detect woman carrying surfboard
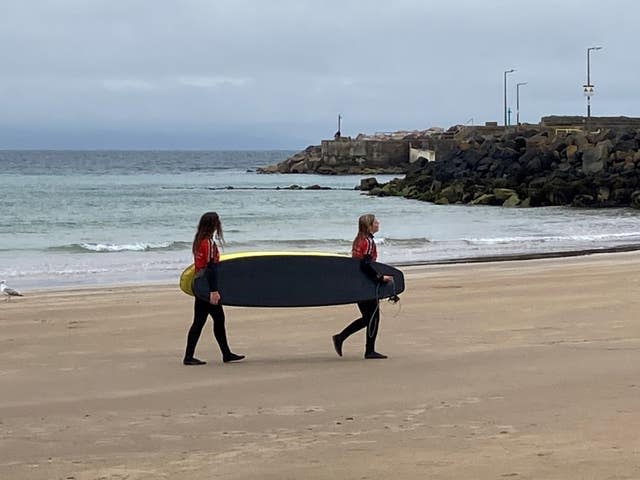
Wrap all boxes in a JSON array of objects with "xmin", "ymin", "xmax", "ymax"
[
  {"xmin": 183, "ymin": 212, "xmax": 245, "ymax": 365},
  {"xmin": 332, "ymin": 214, "xmax": 392, "ymax": 359}
]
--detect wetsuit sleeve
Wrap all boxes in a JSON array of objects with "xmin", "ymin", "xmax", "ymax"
[
  {"xmin": 353, "ymin": 237, "xmax": 383, "ymax": 283},
  {"xmin": 195, "ymin": 240, "xmax": 219, "ymax": 292},
  {"xmin": 360, "ymin": 254, "xmax": 384, "ymax": 283},
  {"xmin": 205, "ymin": 262, "xmax": 219, "ymax": 292}
]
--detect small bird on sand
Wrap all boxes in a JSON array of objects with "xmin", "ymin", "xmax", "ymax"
[{"xmin": 1, "ymin": 280, "xmax": 24, "ymax": 301}]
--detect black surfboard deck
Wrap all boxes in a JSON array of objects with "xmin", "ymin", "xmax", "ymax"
[{"xmin": 184, "ymin": 252, "xmax": 404, "ymax": 307}]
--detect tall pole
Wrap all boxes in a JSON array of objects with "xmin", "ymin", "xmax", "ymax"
[
  {"xmin": 584, "ymin": 46, "xmax": 602, "ymax": 130},
  {"xmin": 503, "ymin": 69, "xmax": 515, "ymax": 127},
  {"xmin": 516, "ymin": 82, "xmax": 527, "ymax": 126}
]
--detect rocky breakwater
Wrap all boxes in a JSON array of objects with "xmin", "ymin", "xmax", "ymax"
[
  {"xmin": 370, "ymin": 128, "xmax": 640, "ymax": 208},
  {"xmin": 257, "ymin": 136, "xmax": 411, "ymax": 174},
  {"xmin": 257, "ymin": 145, "xmax": 324, "ymax": 174}
]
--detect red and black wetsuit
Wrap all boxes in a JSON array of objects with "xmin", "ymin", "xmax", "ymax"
[
  {"xmin": 194, "ymin": 238, "xmax": 220, "ymax": 270},
  {"xmin": 352, "ymin": 233, "xmax": 385, "ymax": 282},
  {"xmin": 336, "ymin": 233, "xmax": 384, "ymax": 355},
  {"xmin": 184, "ymin": 238, "xmax": 233, "ymax": 361},
  {"xmin": 194, "ymin": 238, "xmax": 220, "ymax": 291}
]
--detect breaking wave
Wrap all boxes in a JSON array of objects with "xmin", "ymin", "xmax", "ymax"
[{"xmin": 48, "ymin": 241, "xmax": 191, "ymax": 253}]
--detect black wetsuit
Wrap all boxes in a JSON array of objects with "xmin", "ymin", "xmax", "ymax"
[
  {"xmin": 337, "ymin": 234, "xmax": 385, "ymax": 355},
  {"xmin": 184, "ymin": 240, "xmax": 233, "ymax": 361}
]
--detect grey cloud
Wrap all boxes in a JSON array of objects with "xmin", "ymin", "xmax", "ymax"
[{"xmin": 0, "ymin": 0, "xmax": 638, "ymax": 148}]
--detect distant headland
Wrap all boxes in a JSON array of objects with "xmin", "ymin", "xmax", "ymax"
[{"xmin": 258, "ymin": 116, "xmax": 640, "ymax": 208}]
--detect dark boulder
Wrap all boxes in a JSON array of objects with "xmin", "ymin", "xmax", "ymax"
[{"xmin": 369, "ymin": 126, "xmax": 640, "ymax": 208}]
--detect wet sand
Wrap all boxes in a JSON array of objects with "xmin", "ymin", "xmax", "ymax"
[{"xmin": 1, "ymin": 252, "xmax": 640, "ymax": 479}]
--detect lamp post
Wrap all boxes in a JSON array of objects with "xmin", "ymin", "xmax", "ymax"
[
  {"xmin": 516, "ymin": 82, "xmax": 527, "ymax": 126},
  {"xmin": 503, "ymin": 69, "xmax": 515, "ymax": 127},
  {"xmin": 584, "ymin": 46, "xmax": 602, "ymax": 129}
]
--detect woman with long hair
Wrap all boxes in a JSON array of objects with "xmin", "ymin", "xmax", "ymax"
[
  {"xmin": 332, "ymin": 214, "xmax": 392, "ymax": 359},
  {"xmin": 183, "ymin": 212, "xmax": 244, "ymax": 365}
]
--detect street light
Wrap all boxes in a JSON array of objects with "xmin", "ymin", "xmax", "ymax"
[
  {"xmin": 516, "ymin": 82, "xmax": 527, "ymax": 126},
  {"xmin": 584, "ymin": 46, "xmax": 603, "ymax": 129},
  {"xmin": 503, "ymin": 69, "xmax": 515, "ymax": 127}
]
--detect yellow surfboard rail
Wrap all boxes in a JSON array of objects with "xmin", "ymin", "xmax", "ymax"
[{"xmin": 179, "ymin": 251, "xmax": 348, "ymax": 297}]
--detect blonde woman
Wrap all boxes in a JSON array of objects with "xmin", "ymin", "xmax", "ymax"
[{"xmin": 332, "ymin": 214, "xmax": 392, "ymax": 359}]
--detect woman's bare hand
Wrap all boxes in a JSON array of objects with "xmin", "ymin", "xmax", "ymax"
[{"xmin": 209, "ymin": 291, "xmax": 221, "ymax": 304}]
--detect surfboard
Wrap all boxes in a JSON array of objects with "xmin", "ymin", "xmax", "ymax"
[{"xmin": 179, "ymin": 251, "xmax": 404, "ymax": 307}]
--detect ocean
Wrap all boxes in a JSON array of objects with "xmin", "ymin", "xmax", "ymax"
[{"xmin": 2, "ymin": 150, "xmax": 640, "ymax": 291}]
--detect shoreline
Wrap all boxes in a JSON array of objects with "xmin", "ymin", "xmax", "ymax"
[
  {"xmin": 395, "ymin": 242, "xmax": 640, "ymax": 266},
  {"xmin": 19, "ymin": 243, "xmax": 640, "ymax": 294}
]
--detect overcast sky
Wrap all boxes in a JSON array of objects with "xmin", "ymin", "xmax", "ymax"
[{"xmin": 1, "ymin": 0, "xmax": 637, "ymax": 149}]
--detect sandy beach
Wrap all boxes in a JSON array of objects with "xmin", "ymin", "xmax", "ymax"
[{"xmin": 1, "ymin": 253, "xmax": 640, "ymax": 479}]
